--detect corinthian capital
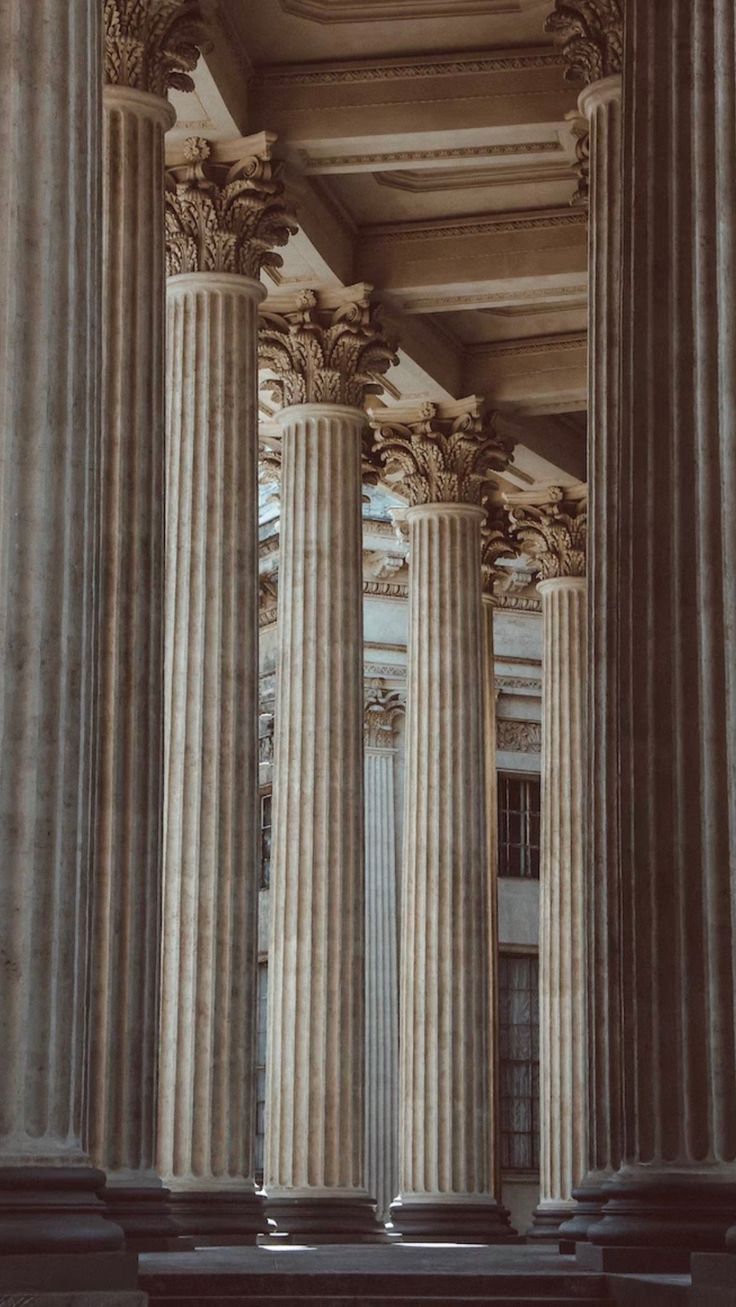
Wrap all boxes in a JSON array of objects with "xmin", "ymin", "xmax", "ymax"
[
  {"xmin": 104, "ymin": 0, "xmax": 203, "ymax": 96},
  {"xmin": 165, "ymin": 136, "xmax": 298, "ymax": 279},
  {"xmin": 545, "ymin": 1, "xmax": 623, "ymax": 83},
  {"xmin": 370, "ymin": 398, "xmax": 513, "ymax": 509},
  {"xmin": 259, "ymin": 285, "xmax": 398, "ymax": 409},
  {"xmin": 364, "ymin": 682, "xmax": 405, "ymax": 750},
  {"xmin": 507, "ymin": 484, "xmax": 588, "ymax": 580}
]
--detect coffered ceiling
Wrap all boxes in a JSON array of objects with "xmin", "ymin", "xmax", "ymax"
[{"xmin": 170, "ymin": 0, "xmax": 587, "ymax": 483}]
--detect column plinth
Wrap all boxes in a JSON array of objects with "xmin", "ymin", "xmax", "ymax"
[
  {"xmin": 0, "ymin": 0, "xmax": 131, "ymax": 1275},
  {"xmin": 89, "ymin": 1, "xmax": 203, "ymax": 1253},
  {"xmin": 259, "ymin": 287, "xmax": 397, "ymax": 1242},
  {"xmin": 372, "ymin": 401, "xmax": 517, "ymax": 1244}
]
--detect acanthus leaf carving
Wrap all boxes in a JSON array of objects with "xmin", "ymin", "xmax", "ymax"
[
  {"xmin": 507, "ymin": 484, "xmax": 588, "ymax": 580},
  {"xmin": 258, "ymin": 286, "xmax": 399, "ymax": 409},
  {"xmin": 166, "ymin": 137, "xmax": 298, "ymax": 279},
  {"xmin": 104, "ymin": 0, "xmax": 204, "ymax": 95},
  {"xmin": 370, "ymin": 400, "xmax": 513, "ymax": 508},
  {"xmin": 481, "ymin": 501, "xmax": 517, "ymax": 595},
  {"xmin": 545, "ymin": 0, "xmax": 623, "ymax": 84},
  {"xmin": 364, "ymin": 681, "xmax": 405, "ymax": 749}
]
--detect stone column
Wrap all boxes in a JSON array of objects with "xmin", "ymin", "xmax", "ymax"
[
  {"xmin": 0, "ymin": 0, "xmax": 128, "ymax": 1264},
  {"xmin": 88, "ymin": 0, "xmax": 202, "ymax": 1250},
  {"xmin": 157, "ymin": 136, "xmax": 295, "ymax": 1244},
  {"xmin": 546, "ymin": 0, "xmax": 624, "ymax": 1245},
  {"xmin": 584, "ymin": 0, "xmax": 736, "ymax": 1267},
  {"xmin": 507, "ymin": 488, "xmax": 588, "ymax": 1240},
  {"xmin": 363, "ymin": 684, "xmax": 404, "ymax": 1224},
  {"xmin": 371, "ymin": 400, "xmax": 516, "ymax": 1242},
  {"xmin": 258, "ymin": 285, "xmax": 397, "ymax": 1241}
]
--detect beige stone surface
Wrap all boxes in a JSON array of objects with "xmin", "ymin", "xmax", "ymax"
[
  {"xmin": 158, "ymin": 272, "xmax": 262, "ymax": 1192},
  {"xmin": 263, "ymin": 403, "xmax": 369, "ymax": 1198},
  {"xmin": 0, "ymin": 0, "xmax": 101, "ymax": 1169},
  {"xmin": 89, "ymin": 14, "xmax": 185, "ymax": 1184}
]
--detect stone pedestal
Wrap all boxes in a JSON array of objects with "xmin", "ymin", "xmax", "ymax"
[
  {"xmin": 364, "ymin": 686, "xmax": 404, "ymax": 1224},
  {"xmin": 258, "ymin": 287, "xmax": 396, "ymax": 1241},
  {"xmin": 545, "ymin": 1, "xmax": 625, "ymax": 1248},
  {"xmin": 584, "ymin": 0, "xmax": 736, "ymax": 1259},
  {"xmin": 0, "ymin": 0, "xmax": 133, "ymax": 1286},
  {"xmin": 158, "ymin": 137, "xmax": 294, "ymax": 1246},
  {"xmin": 372, "ymin": 401, "xmax": 516, "ymax": 1243},
  {"xmin": 88, "ymin": 1, "xmax": 202, "ymax": 1252}
]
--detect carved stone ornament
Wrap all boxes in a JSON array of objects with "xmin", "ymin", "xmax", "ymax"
[
  {"xmin": 258, "ymin": 285, "xmax": 399, "ymax": 410},
  {"xmin": 566, "ymin": 111, "xmax": 590, "ymax": 206},
  {"xmin": 481, "ymin": 501, "xmax": 516, "ymax": 595},
  {"xmin": 364, "ymin": 681, "xmax": 405, "ymax": 750},
  {"xmin": 545, "ymin": 0, "xmax": 623, "ymax": 84},
  {"xmin": 104, "ymin": 0, "xmax": 204, "ymax": 95},
  {"xmin": 497, "ymin": 719, "xmax": 542, "ymax": 753},
  {"xmin": 507, "ymin": 484, "xmax": 588, "ymax": 580},
  {"xmin": 165, "ymin": 136, "xmax": 298, "ymax": 279},
  {"xmin": 370, "ymin": 399, "xmax": 513, "ymax": 508}
]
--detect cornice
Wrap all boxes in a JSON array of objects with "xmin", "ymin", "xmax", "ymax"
[
  {"xmin": 360, "ymin": 207, "xmax": 587, "ymax": 246},
  {"xmin": 257, "ymin": 45, "xmax": 565, "ymax": 88},
  {"xmin": 280, "ymin": 0, "xmax": 532, "ymax": 21},
  {"xmin": 467, "ymin": 331, "xmax": 587, "ymax": 359},
  {"xmin": 299, "ymin": 141, "xmax": 562, "ymax": 173}
]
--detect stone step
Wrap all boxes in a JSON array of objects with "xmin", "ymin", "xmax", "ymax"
[
  {"xmin": 141, "ymin": 1272, "xmax": 609, "ymax": 1301},
  {"xmin": 147, "ymin": 1299, "xmax": 613, "ymax": 1307}
]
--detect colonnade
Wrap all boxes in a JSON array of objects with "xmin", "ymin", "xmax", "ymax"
[{"xmin": 3, "ymin": 0, "xmax": 736, "ymax": 1277}]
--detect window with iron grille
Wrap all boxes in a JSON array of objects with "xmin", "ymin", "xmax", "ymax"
[
  {"xmin": 499, "ymin": 952, "xmax": 540, "ymax": 1171},
  {"xmin": 260, "ymin": 789, "xmax": 272, "ymax": 889},
  {"xmin": 498, "ymin": 774, "xmax": 540, "ymax": 879}
]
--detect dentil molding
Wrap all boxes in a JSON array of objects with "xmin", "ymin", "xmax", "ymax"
[{"xmin": 104, "ymin": 0, "xmax": 203, "ymax": 95}]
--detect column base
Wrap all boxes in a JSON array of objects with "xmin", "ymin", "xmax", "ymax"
[
  {"xmin": 102, "ymin": 1186, "xmax": 193, "ymax": 1252},
  {"xmin": 264, "ymin": 1195, "xmax": 388, "ymax": 1243},
  {"xmin": 390, "ymin": 1198, "xmax": 520, "ymax": 1244},
  {"xmin": 557, "ymin": 1180, "xmax": 609, "ymax": 1250},
  {"xmin": 0, "ymin": 1168, "xmax": 125, "ymax": 1256},
  {"xmin": 526, "ymin": 1201, "xmax": 576, "ymax": 1242},
  {"xmin": 169, "ymin": 1189, "xmax": 267, "ymax": 1245},
  {"xmin": 585, "ymin": 1174, "xmax": 736, "ymax": 1262}
]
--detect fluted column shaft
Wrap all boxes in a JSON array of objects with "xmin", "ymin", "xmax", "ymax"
[
  {"xmin": 590, "ymin": 0, "xmax": 736, "ymax": 1255},
  {"xmin": 364, "ymin": 715, "xmax": 401, "ymax": 1223},
  {"xmin": 482, "ymin": 595, "xmax": 501, "ymax": 1203},
  {"xmin": 0, "ymin": 0, "xmax": 124, "ymax": 1257},
  {"xmin": 264, "ymin": 404, "xmax": 375, "ymax": 1237},
  {"xmin": 572, "ymin": 75, "xmax": 624, "ymax": 1240},
  {"xmin": 158, "ymin": 273, "xmax": 265, "ymax": 1242},
  {"xmin": 88, "ymin": 69, "xmax": 177, "ymax": 1246},
  {"xmin": 535, "ymin": 578, "xmax": 587, "ymax": 1229},
  {"xmin": 396, "ymin": 505, "xmax": 508, "ymax": 1239}
]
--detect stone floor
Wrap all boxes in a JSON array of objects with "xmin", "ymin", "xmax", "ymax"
[{"xmin": 138, "ymin": 1243, "xmax": 692, "ymax": 1306}]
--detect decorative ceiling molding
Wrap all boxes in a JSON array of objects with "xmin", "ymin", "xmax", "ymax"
[
  {"xmin": 403, "ymin": 283, "xmax": 587, "ymax": 315},
  {"xmin": 467, "ymin": 332, "xmax": 587, "ymax": 358},
  {"xmin": 480, "ymin": 298, "xmax": 587, "ymax": 319},
  {"xmin": 373, "ymin": 159, "xmax": 575, "ymax": 194},
  {"xmin": 259, "ymin": 45, "xmax": 564, "ymax": 86},
  {"xmin": 361, "ymin": 207, "xmax": 587, "ymax": 245},
  {"xmin": 299, "ymin": 141, "xmax": 563, "ymax": 175}
]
